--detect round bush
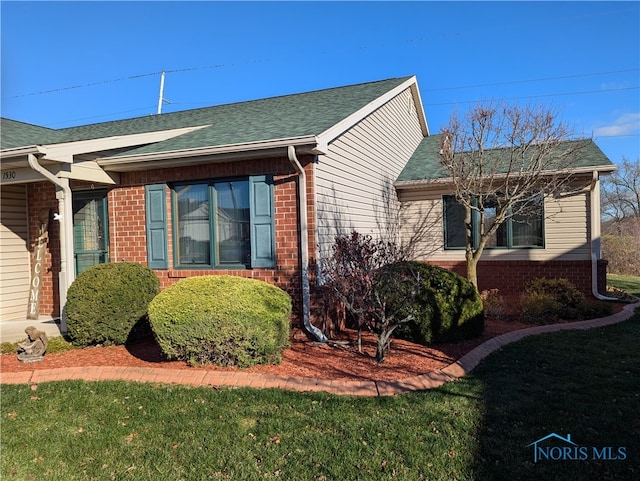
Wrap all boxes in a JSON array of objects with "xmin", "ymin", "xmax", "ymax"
[
  {"xmin": 520, "ymin": 277, "xmax": 607, "ymax": 323},
  {"xmin": 391, "ymin": 262, "xmax": 485, "ymax": 344},
  {"xmin": 520, "ymin": 291, "xmax": 564, "ymax": 324},
  {"xmin": 524, "ymin": 277, "xmax": 585, "ymax": 308},
  {"xmin": 148, "ymin": 275, "xmax": 291, "ymax": 367},
  {"xmin": 66, "ymin": 262, "xmax": 160, "ymax": 346}
]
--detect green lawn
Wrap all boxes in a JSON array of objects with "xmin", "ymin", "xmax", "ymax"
[
  {"xmin": 2, "ymin": 312, "xmax": 639, "ymax": 481},
  {"xmin": 607, "ymin": 274, "xmax": 640, "ymax": 298}
]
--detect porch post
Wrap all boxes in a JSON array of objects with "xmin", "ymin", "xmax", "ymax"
[
  {"xmin": 55, "ymin": 179, "xmax": 74, "ymax": 333},
  {"xmin": 27, "ymin": 153, "xmax": 74, "ymax": 332}
]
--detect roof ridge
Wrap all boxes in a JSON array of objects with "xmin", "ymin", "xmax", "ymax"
[{"xmin": 56, "ymin": 76, "xmax": 413, "ymax": 132}]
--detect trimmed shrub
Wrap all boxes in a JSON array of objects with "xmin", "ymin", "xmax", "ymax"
[
  {"xmin": 520, "ymin": 291, "xmax": 564, "ymax": 324},
  {"xmin": 391, "ymin": 262, "xmax": 484, "ymax": 344},
  {"xmin": 520, "ymin": 277, "xmax": 584, "ymax": 323},
  {"xmin": 520, "ymin": 277, "xmax": 611, "ymax": 323},
  {"xmin": 148, "ymin": 275, "xmax": 291, "ymax": 367},
  {"xmin": 66, "ymin": 262, "xmax": 160, "ymax": 346},
  {"xmin": 524, "ymin": 277, "xmax": 585, "ymax": 308}
]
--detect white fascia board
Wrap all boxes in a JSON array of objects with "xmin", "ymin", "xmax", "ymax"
[
  {"xmin": 316, "ymin": 76, "xmax": 429, "ymax": 147},
  {"xmin": 394, "ymin": 164, "xmax": 618, "ymax": 191},
  {"xmin": 409, "ymin": 77, "xmax": 430, "ymax": 136},
  {"xmin": 0, "ymin": 161, "xmax": 119, "ymax": 185},
  {"xmin": 41, "ymin": 125, "xmax": 210, "ymax": 163},
  {"xmin": 0, "ymin": 145, "xmax": 47, "ymax": 160},
  {"xmin": 97, "ymin": 135, "xmax": 323, "ymax": 169},
  {"xmin": 54, "ymin": 160, "xmax": 120, "ymax": 184}
]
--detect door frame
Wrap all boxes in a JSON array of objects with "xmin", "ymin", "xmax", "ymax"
[{"xmin": 72, "ymin": 190, "xmax": 109, "ymax": 274}]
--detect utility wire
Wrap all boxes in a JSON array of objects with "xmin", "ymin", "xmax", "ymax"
[
  {"xmin": 423, "ymin": 69, "xmax": 640, "ymax": 92},
  {"xmin": 424, "ymin": 86, "xmax": 639, "ymax": 106},
  {"xmin": 10, "ymin": 65, "xmax": 639, "ymax": 99}
]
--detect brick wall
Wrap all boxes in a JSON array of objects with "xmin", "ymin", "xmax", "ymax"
[
  {"xmin": 26, "ymin": 182, "xmax": 60, "ymax": 317},
  {"xmin": 108, "ymin": 155, "xmax": 316, "ymax": 323},
  {"xmin": 23, "ymin": 155, "xmax": 318, "ymax": 322},
  {"xmin": 429, "ymin": 259, "xmax": 602, "ymax": 298}
]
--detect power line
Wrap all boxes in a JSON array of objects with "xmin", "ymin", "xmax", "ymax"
[
  {"xmin": 46, "ymin": 106, "xmax": 157, "ymax": 127},
  {"xmin": 43, "ymin": 85, "xmax": 639, "ymax": 129},
  {"xmin": 10, "ymin": 60, "xmax": 275, "ymax": 99},
  {"xmin": 423, "ymin": 69, "xmax": 640, "ymax": 92},
  {"xmin": 424, "ymin": 86, "xmax": 639, "ymax": 106},
  {"xmin": 10, "ymin": 63, "xmax": 639, "ymax": 99},
  {"xmin": 10, "ymin": 72, "xmax": 161, "ymax": 98}
]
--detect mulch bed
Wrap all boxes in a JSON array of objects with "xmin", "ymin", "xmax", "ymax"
[{"xmin": 0, "ymin": 302, "xmax": 624, "ymax": 382}]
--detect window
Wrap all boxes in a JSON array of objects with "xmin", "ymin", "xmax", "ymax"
[
  {"xmin": 443, "ymin": 195, "xmax": 466, "ymax": 248},
  {"xmin": 443, "ymin": 194, "xmax": 544, "ymax": 249},
  {"xmin": 169, "ymin": 176, "xmax": 275, "ymax": 268}
]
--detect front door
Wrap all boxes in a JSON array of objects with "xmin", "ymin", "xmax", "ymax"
[{"xmin": 73, "ymin": 191, "xmax": 109, "ymax": 274}]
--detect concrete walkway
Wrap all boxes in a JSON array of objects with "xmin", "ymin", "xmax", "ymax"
[
  {"xmin": 1, "ymin": 301, "xmax": 638, "ymax": 397},
  {"xmin": 0, "ymin": 317, "xmax": 64, "ymax": 343}
]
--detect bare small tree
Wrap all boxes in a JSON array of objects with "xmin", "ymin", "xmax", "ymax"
[
  {"xmin": 601, "ymin": 157, "xmax": 640, "ymax": 276},
  {"xmin": 439, "ymin": 101, "xmax": 585, "ymax": 288},
  {"xmin": 601, "ymin": 157, "xmax": 640, "ymax": 225},
  {"xmin": 322, "ymin": 231, "xmax": 421, "ymax": 362}
]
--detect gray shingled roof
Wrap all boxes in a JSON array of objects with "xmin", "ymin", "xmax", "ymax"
[
  {"xmin": 1, "ymin": 77, "xmax": 411, "ymax": 154},
  {"xmin": 0, "ymin": 119, "xmax": 67, "ymax": 150},
  {"xmin": 396, "ymin": 135, "xmax": 614, "ymax": 183}
]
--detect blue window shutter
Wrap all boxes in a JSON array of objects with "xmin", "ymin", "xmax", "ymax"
[
  {"xmin": 249, "ymin": 175, "xmax": 276, "ymax": 268},
  {"xmin": 145, "ymin": 184, "xmax": 168, "ymax": 269}
]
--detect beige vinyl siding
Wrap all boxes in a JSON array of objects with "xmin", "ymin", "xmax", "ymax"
[
  {"xmin": 398, "ymin": 181, "xmax": 592, "ymax": 262},
  {"xmin": 0, "ymin": 185, "xmax": 30, "ymax": 320},
  {"xmin": 316, "ymin": 89, "xmax": 424, "ymax": 258}
]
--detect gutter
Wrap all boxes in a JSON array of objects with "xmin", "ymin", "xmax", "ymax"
[
  {"xmin": 27, "ymin": 153, "xmax": 74, "ymax": 332},
  {"xmin": 287, "ymin": 145, "xmax": 327, "ymax": 343},
  {"xmin": 589, "ymin": 171, "xmax": 617, "ymax": 301},
  {"xmin": 394, "ymin": 164, "xmax": 618, "ymax": 191},
  {"xmin": 0, "ymin": 145, "xmax": 45, "ymax": 160},
  {"xmin": 98, "ymin": 135, "xmax": 326, "ymax": 168}
]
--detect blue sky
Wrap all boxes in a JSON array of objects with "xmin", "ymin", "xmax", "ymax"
[{"xmin": 1, "ymin": 1, "xmax": 639, "ymax": 163}]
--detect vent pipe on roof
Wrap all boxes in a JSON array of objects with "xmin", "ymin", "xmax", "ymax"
[{"xmin": 287, "ymin": 146, "xmax": 327, "ymax": 343}]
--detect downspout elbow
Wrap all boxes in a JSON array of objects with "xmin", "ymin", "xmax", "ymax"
[{"xmin": 287, "ymin": 145, "xmax": 327, "ymax": 343}]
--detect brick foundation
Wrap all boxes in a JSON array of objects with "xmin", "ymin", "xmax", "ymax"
[{"xmin": 429, "ymin": 259, "xmax": 604, "ymax": 298}]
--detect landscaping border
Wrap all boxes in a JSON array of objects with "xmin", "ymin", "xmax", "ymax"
[{"xmin": 1, "ymin": 301, "xmax": 638, "ymax": 397}]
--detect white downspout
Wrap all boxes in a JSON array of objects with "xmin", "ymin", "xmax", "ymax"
[
  {"xmin": 28, "ymin": 153, "xmax": 74, "ymax": 332},
  {"xmin": 589, "ymin": 171, "xmax": 617, "ymax": 301},
  {"xmin": 287, "ymin": 145, "xmax": 327, "ymax": 342}
]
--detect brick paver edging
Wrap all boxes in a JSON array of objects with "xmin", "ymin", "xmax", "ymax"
[{"xmin": 1, "ymin": 301, "xmax": 638, "ymax": 396}]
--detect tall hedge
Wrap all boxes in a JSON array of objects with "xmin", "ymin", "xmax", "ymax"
[
  {"xmin": 391, "ymin": 262, "xmax": 484, "ymax": 344},
  {"xmin": 148, "ymin": 275, "xmax": 291, "ymax": 368},
  {"xmin": 65, "ymin": 262, "xmax": 160, "ymax": 346}
]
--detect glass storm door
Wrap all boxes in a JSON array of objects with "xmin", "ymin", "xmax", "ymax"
[{"xmin": 73, "ymin": 191, "xmax": 109, "ymax": 274}]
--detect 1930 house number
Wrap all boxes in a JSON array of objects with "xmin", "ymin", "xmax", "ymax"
[{"xmin": 2, "ymin": 170, "xmax": 17, "ymax": 181}]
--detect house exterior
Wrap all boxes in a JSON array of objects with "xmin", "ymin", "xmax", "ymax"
[
  {"xmin": 0, "ymin": 75, "xmax": 614, "ymax": 339},
  {"xmin": 395, "ymin": 134, "xmax": 616, "ymax": 297},
  {"xmin": 0, "ymin": 76, "xmax": 427, "ymax": 338}
]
